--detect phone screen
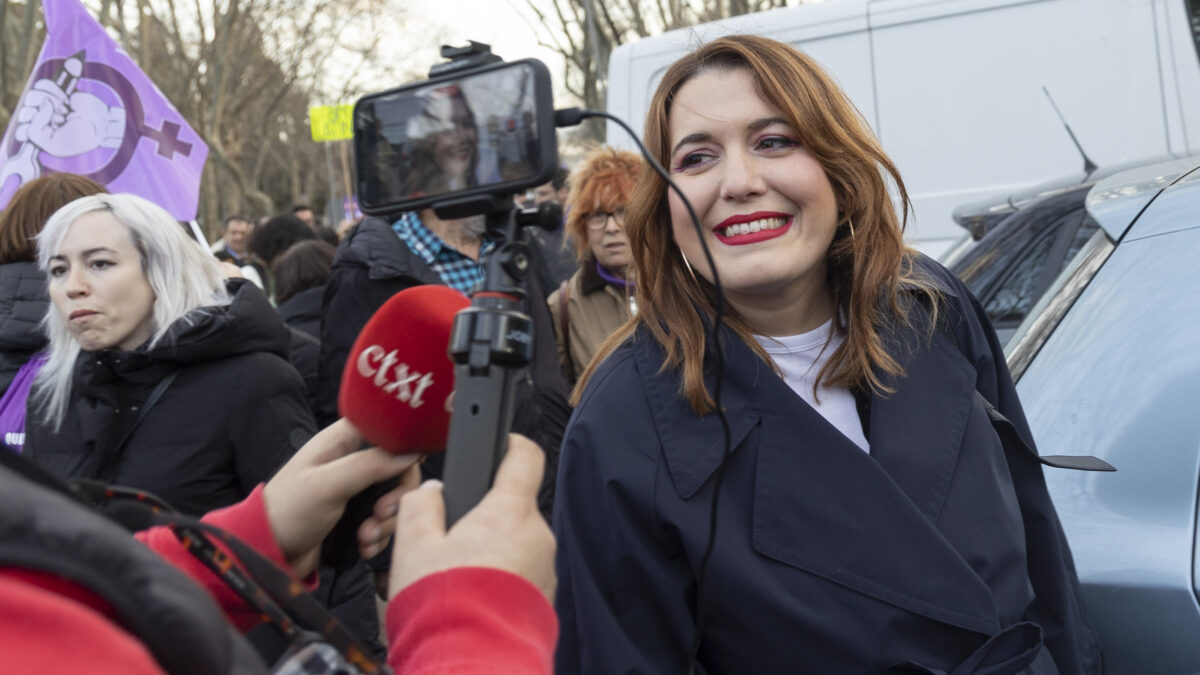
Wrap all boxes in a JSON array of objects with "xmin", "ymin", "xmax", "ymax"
[{"xmin": 354, "ymin": 60, "xmax": 553, "ymax": 215}]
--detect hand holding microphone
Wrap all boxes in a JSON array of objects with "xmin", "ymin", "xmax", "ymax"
[
  {"xmin": 262, "ymin": 419, "xmax": 421, "ymax": 577},
  {"xmin": 328, "ymin": 213, "xmax": 537, "ymax": 567},
  {"xmin": 323, "ymin": 285, "xmax": 469, "ymax": 569}
]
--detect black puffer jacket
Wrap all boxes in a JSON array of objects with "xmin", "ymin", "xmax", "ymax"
[
  {"xmin": 25, "ymin": 279, "xmax": 315, "ymax": 516},
  {"xmin": 26, "ymin": 279, "xmax": 386, "ymax": 658},
  {"xmin": 0, "ymin": 261, "xmax": 49, "ymax": 397},
  {"xmin": 319, "ymin": 216, "xmax": 570, "ymax": 518},
  {"xmin": 277, "ymin": 286, "xmax": 323, "ymax": 419}
]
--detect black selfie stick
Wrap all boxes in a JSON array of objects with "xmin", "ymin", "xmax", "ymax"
[
  {"xmin": 426, "ymin": 41, "xmax": 560, "ymax": 526},
  {"xmin": 435, "ymin": 195, "xmax": 534, "ymax": 526}
]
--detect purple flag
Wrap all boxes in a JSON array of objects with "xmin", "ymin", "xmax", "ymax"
[{"xmin": 0, "ymin": 0, "xmax": 208, "ymax": 220}]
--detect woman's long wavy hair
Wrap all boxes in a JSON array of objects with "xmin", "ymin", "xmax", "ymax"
[
  {"xmin": 33, "ymin": 193, "xmax": 231, "ymax": 430},
  {"xmin": 573, "ymin": 35, "xmax": 935, "ymax": 413}
]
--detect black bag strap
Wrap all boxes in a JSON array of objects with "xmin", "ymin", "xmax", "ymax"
[
  {"xmin": 973, "ymin": 392, "xmax": 1114, "ymax": 471},
  {"xmin": 94, "ymin": 369, "xmax": 179, "ymax": 483},
  {"xmin": 913, "ymin": 287, "xmax": 1114, "ymax": 472},
  {"xmin": 74, "ymin": 482, "xmax": 391, "ymax": 674},
  {"xmin": 0, "ymin": 448, "xmax": 388, "ymax": 674}
]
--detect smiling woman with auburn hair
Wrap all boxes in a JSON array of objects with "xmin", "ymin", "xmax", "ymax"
[{"xmin": 552, "ymin": 35, "xmax": 1101, "ymax": 674}]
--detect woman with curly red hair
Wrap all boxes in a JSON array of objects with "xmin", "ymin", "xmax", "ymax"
[{"xmin": 547, "ymin": 146, "xmax": 642, "ymax": 385}]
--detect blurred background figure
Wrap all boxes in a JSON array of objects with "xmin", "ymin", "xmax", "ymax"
[
  {"xmin": 213, "ymin": 214, "xmax": 252, "ymax": 265},
  {"xmin": 272, "ymin": 239, "xmax": 336, "ymax": 419},
  {"xmin": 526, "ymin": 164, "xmax": 578, "ymax": 297},
  {"xmin": 292, "ymin": 203, "xmax": 339, "ymax": 246},
  {"xmin": 247, "ymin": 213, "xmax": 317, "ymax": 300},
  {"xmin": 531, "ymin": 169, "xmax": 569, "ymax": 206},
  {"xmin": 212, "ymin": 213, "xmax": 265, "ymax": 289},
  {"xmin": 291, "ymin": 204, "xmax": 316, "ymax": 228},
  {"xmin": 548, "ymin": 148, "xmax": 640, "ymax": 386},
  {"xmin": 0, "ymin": 174, "xmax": 108, "ymax": 453}
]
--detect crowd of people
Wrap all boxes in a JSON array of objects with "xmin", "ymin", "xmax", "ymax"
[{"xmin": 0, "ymin": 34, "xmax": 1102, "ymax": 675}]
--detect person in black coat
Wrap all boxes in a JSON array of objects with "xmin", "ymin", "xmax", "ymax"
[
  {"xmin": 553, "ymin": 36, "xmax": 1101, "ymax": 674},
  {"xmin": 22, "ymin": 193, "xmax": 389, "ymax": 659},
  {"xmin": 318, "ymin": 209, "xmax": 570, "ymax": 519},
  {"xmin": 272, "ymin": 240, "xmax": 336, "ymax": 419},
  {"xmin": 24, "ymin": 193, "xmax": 314, "ymax": 515},
  {"xmin": 0, "ymin": 174, "xmax": 107, "ymax": 399}
]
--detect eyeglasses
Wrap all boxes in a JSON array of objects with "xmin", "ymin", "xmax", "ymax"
[{"xmin": 585, "ymin": 208, "xmax": 626, "ymax": 231}]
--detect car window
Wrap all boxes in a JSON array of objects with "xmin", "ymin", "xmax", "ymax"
[
  {"xmin": 1189, "ymin": 0, "xmax": 1200, "ymax": 64},
  {"xmin": 951, "ymin": 188, "xmax": 1091, "ymax": 329},
  {"xmin": 1006, "ymin": 228, "xmax": 1114, "ymax": 380},
  {"xmin": 983, "ymin": 232, "xmax": 1055, "ymax": 323},
  {"xmin": 1061, "ymin": 212, "xmax": 1100, "ymax": 270}
]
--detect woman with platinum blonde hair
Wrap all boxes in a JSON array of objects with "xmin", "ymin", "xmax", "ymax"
[{"xmin": 25, "ymin": 193, "xmax": 315, "ymax": 517}]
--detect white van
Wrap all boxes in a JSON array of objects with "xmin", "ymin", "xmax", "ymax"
[{"xmin": 605, "ymin": 0, "xmax": 1200, "ymax": 258}]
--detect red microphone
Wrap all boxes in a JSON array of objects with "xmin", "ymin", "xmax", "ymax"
[
  {"xmin": 323, "ymin": 285, "xmax": 469, "ymax": 570},
  {"xmin": 338, "ymin": 285, "xmax": 470, "ymax": 455}
]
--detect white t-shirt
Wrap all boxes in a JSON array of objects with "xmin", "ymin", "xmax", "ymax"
[{"xmin": 753, "ymin": 321, "xmax": 870, "ymax": 453}]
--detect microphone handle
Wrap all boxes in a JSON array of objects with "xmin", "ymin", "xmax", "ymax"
[
  {"xmin": 321, "ymin": 475, "xmax": 399, "ymax": 571},
  {"xmin": 441, "ymin": 360, "xmax": 521, "ymax": 525}
]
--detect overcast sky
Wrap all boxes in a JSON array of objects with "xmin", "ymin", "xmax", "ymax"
[{"xmin": 395, "ymin": 0, "xmax": 568, "ymax": 95}]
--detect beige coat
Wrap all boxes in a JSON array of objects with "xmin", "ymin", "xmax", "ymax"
[{"xmin": 547, "ymin": 261, "xmax": 635, "ymax": 387}]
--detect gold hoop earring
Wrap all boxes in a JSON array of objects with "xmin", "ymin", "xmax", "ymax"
[
  {"xmin": 847, "ymin": 216, "xmax": 856, "ymax": 239},
  {"xmin": 680, "ymin": 249, "xmax": 698, "ymax": 283}
]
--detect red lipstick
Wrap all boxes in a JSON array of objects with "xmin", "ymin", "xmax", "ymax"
[{"xmin": 713, "ymin": 212, "xmax": 792, "ymax": 246}]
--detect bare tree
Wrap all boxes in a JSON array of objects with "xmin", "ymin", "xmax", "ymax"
[
  {"xmin": 106, "ymin": 0, "xmax": 408, "ymax": 230},
  {"xmin": 0, "ymin": 0, "xmax": 47, "ymax": 132},
  {"xmin": 2, "ymin": 0, "xmax": 412, "ymax": 233}
]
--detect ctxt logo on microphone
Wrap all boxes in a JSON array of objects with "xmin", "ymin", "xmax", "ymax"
[{"xmin": 356, "ymin": 345, "xmax": 435, "ymax": 408}]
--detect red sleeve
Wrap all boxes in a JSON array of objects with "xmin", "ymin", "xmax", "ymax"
[
  {"xmin": 134, "ymin": 484, "xmax": 313, "ymax": 632},
  {"xmin": 0, "ymin": 572, "xmax": 165, "ymax": 675},
  {"xmin": 386, "ymin": 567, "xmax": 558, "ymax": 674}
]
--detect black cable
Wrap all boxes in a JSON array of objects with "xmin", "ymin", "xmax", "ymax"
[{"xmin": 557, "ymin": 108, "xmax": 734, "ymax": 674}]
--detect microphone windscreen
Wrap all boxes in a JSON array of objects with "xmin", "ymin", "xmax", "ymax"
[{"xmin": 338, "ymin": 285, "xmax": 469, "ymax": 455}]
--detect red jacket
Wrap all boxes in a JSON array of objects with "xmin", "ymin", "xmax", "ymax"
[{"xmin": 0, "ymin": 486, "xmax": 557, "ymax": 674}]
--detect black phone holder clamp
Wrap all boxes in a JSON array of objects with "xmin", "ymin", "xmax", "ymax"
[
  {"xmin": 440, "ymin": 194, "xmax": 533, "ymax": 526},
  {"xmin": 429, "ymin": 41, "xmax": 501, "ymax": 79}
]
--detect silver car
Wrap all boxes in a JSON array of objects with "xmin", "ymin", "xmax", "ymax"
[{"xmin": 1009, "ymin": 155, "xmax": 1200, "ymax": 672}]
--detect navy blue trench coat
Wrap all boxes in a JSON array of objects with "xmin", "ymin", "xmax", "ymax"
[{"xmin": 553, "ymin": 260, "xmax": 1101, "ymax": 674}]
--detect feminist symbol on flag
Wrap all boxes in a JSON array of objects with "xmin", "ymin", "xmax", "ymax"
[
  {"xmin": 0, "ymin": 0, "xmax": 208, "ymax": 219},
  {"xmin": 0, "ymin": 50, "xmax": 194, "ymax": 190},
  {"xmin": 1, "ymin": 50, "xmax": 194, "ymax": 189}
]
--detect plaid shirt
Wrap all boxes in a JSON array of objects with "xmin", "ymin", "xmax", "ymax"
[{"xmin": 391, "ymin": 212, "xmax": 494, "ymax": 295}]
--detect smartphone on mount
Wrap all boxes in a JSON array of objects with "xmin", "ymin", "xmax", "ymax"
[{"xmin": 353, "ymin": 57, "xmax": 558, "ymax": 217}]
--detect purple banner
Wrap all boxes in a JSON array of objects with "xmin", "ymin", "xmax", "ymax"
[{"xmin": 0, "ymin": 0, "xmax": 208, "ymax": 220}]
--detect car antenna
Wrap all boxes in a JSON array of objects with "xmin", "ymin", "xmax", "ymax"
[{"xmin": 1042, "ymin": 85, "xmax": 1098, "ymax": 176}]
